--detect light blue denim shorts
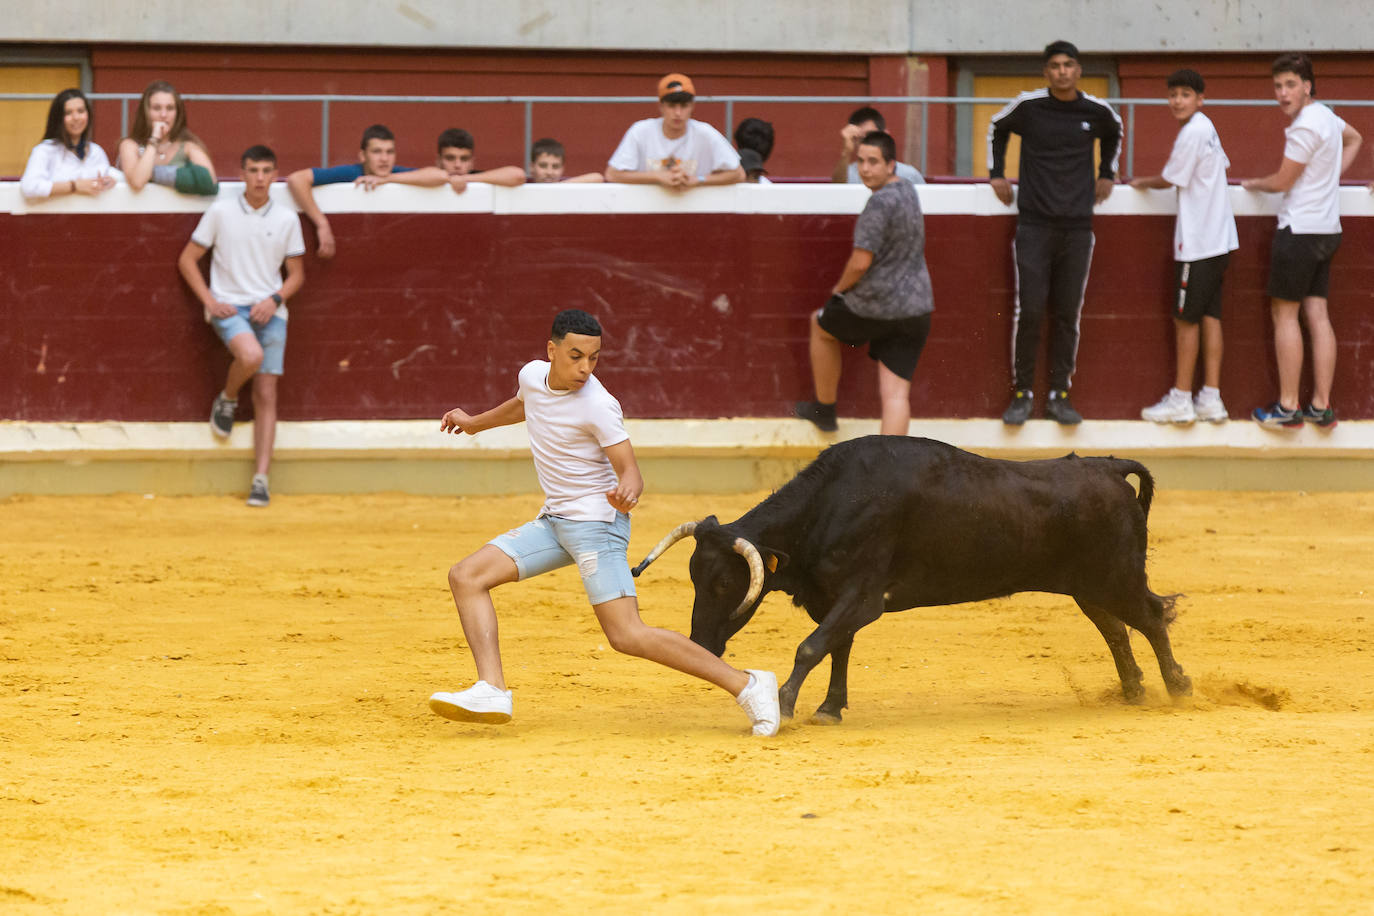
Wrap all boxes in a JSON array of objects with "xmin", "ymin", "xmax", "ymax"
[
  {"xmin": 211, "ymin": 305, "xmax": 287, "ymax": 375},
  {"xmin": 489, "ymin": 512, "xmax": 636, "ymax": 605}
]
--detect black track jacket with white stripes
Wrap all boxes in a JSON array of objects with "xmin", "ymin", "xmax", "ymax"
[{"xmin": 988, "ymin": 89, "xmax": 1122, "ymax": 229}]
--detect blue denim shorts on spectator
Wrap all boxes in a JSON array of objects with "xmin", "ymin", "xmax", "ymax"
[
  {"xmin": 489, "ymin": 512, "xmax": 636, "ymax": 605},
  {"xmin": 212, "ymin": 305, "xmax": 287, "ymax": 375}
]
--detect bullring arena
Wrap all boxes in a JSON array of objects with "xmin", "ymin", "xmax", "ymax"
[{"xmin": 6, "ymin": 8, "xmax": 1374, "ymax": 911}]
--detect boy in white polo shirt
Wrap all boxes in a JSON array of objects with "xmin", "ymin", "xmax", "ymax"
[
  {"xmin": 1131, "ymin": 69, "xmax": 1238, "ymax": 424},
  {"xmin": 1242, "ymin": 53, "xmax": 1363, "ymax": 429},
  {"xmin": 178, "ymin": 145, "xmax": 306, "ymax": 506},
  {"xmin": 428, "ymin": 309, "xmax": 780, "ymax": 736}
]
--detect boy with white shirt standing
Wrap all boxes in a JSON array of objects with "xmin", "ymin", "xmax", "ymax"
[
  {"xmin": 178, "ymin": 145, "xmax": 306, "ymax": 507},
  {"xmin": 1242, "ymin": 53, "xmax": 1363, "ymax": 429},
  {"xmin": 605, "ymin": 73, "xmax": 745, "ymax": 188},
  {"xmin": 428, "ymin": 310, "xmax": 779, "ymax": 736},
  {"xmin": 1131, "ymin": 69, "xmax": 1238, "ymax": 425}
]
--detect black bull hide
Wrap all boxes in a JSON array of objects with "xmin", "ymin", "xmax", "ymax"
[{"xmin": 633, "ymin": 436, "xmax": 1191, "ymax": 722}]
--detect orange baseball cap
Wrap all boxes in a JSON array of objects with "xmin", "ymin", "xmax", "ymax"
[{"xmin": 657, "ymin": 73, "xmax": 696, "ymax": 100}]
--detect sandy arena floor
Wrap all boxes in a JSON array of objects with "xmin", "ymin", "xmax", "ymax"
[{"xmin": 2, "ymin": 487, "xmax": 1373, "ymax": 914}]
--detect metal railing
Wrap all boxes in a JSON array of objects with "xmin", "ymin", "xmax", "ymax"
[{"xmin": 5, "ymin": 91, "xmax": 1373, "ymax": 176}]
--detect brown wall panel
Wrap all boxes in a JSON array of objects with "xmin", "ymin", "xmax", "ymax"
[{"xmin": 5, "ymin": 208, "xmax": 1373, "ymax": 423}]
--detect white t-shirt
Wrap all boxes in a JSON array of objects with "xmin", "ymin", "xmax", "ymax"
[
  {"xmin": 607, "ymin": 118, "xmax": 741, "ymax": 179},
  {"xmin": 517, "ymin": 359, "xmax": 628, "ymax": 523},
  {"xmin": 190, "ymin": 194, "xmax": 306, "ymax": 319},
  {"xmin": 20, "ymin": 139, "xmax": 113, "ymax": 200},
  {"xmin": 1160, "ymin": 111, "xmax": 1238, "ymax": 262},
  {"xmin": 1278, "ymin": 101, "xmax": 1348, "ymax": 234}
]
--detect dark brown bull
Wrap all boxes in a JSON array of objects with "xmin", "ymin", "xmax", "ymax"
[{"xmin": 633, "ymin": 436, "xmax": 1190, "ymax": 722}]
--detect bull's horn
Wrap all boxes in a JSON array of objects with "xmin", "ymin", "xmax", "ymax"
[
  {"xmin": 729, "ymin": 537, "xmax": 766, "ymax": 619},
  {"xmin": 631, "ymin": 521, "xmax": 697, "ymax": 576}
]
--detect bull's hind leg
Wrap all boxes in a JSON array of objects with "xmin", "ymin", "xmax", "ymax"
[
  {"xmin": 1074, "ymin": 599, "xmax": 1146, "ymax": 703},
  {"xmin": 812, "ymin": 635, "xmax": 853, "ymax": 725},
  {"xmin": 1134, "ymin": 594, "xmax": 1191, "ymax": 697}
]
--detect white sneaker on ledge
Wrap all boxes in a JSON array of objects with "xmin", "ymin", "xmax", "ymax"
[
  {"xmin": 429, "ymin": 681, "xmax": 513, "ymax": 724},
  {"xmin": 1141, "ymin": 389, "xmax": 1196, "ymax": 424},
  {"xmin": 1193, "ymin": 391, "xmax": 1228, "ymax": 423},
  {"xmin": 736, "ymin": 670, "xmax": 780, "ymax": 737}
]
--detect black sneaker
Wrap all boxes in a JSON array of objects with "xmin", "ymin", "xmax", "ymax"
[
  {"xmin": 794, "ymin": 400, "xmax": 838, "ymax": 433},
  {"xmin": 1046, "ymin": 390, "xmax": 1083, "ymax": 425},
  {"xmin": 1002, "ymin": 389, "xmax": 1034, "ymax": 425},
  {"xmin": 246, "ymin": 474, "xmax": 270, "ymax": 507},
  {"xmin": 210, "ymin": 393, "xmax": 237, "ymax": 439},
  {"xmin": 1252, "ymin": 402, "xmax": 1302, "ymax": 429},
  {"xmin": 1301, "ymin": 404, "xmax": 1337, "ymax": 428}
]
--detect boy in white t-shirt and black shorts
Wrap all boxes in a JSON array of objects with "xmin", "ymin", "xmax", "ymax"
[
  {"xmin": 1242, "ymin": 53, "xmax": 1363, "ymax": 429},
  {"xmin": 428, "ymin": 310, "xmax": 780, "ymax": 736},
  {"xmin": 1131, "ymin": 69, "xmax": 1238, "ymax": 424}
]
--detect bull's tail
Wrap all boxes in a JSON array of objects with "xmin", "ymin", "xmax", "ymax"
[{"xmin": 1101, "ymin": 457, "xmax": 1155, "ymax": 519}]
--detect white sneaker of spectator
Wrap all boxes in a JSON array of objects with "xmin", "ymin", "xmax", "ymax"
[
  {"xmin": 1141, "ymin": 388, "xmax": 1196, "ymax": 425},
  {"xmin": 1192, "ymin": 387, "xmax": 1228, "ymax": 424}
]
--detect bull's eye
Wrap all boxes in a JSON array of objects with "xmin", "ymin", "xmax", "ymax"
[{"xmin": 712, "ymin": 578, "xmax": 730, "ymax": 597}]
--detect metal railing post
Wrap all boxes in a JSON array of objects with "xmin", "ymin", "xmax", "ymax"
[
  {"xmin": 120, "ymin": 98, "xmax": 128, "ymax": 139},
  {"xmin": 725, "ymin": 99, "xmax": 734, "ymax": 138},
  {"xmin": 523, "ymin": 100, "xmax": 532, "ymax": 166},
  {"xmin": 1125, "ymin": 102, "xmax": 1135, "ymax": 178},
  {"xmin": 320, "ymin": 99, "xmax": 331, "ymax": 168},
  {"xmin": 920, "ymin": 100, "xmax": 929, "ymax": 176}
]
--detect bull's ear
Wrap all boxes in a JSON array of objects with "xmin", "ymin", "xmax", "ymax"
[{"xmin": 762, "ymin": 547, "xmax": 789, "ymax": 573}]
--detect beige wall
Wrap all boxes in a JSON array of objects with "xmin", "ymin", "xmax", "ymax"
[{"xmin": 5, "ymin": 1, "xmax": 1371, "ymax": 53}]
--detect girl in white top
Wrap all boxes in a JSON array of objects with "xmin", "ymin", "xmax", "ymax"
[{"xmin": 20, "ymin": 89, "xmax": 116, "ymax": 201}]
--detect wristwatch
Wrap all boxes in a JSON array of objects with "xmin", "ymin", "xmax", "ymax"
[{"xmin": 270, "ymin": 292, "xmax": 284, "ymax": 306}]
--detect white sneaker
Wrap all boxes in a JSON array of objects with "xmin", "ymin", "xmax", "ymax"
[
  {"xmin": 1141, "ymin": 389, "xmax": 1195, "ymax": 424},
  {"xmin": 428, "ymin": 681, "xmax": 513, "ymax": 724},
  {"xmin": 735, "ymin": 670, "xmax": 780, "ymax": 737},
  {"xmin": 1193, "ymin": 391, "xmax": 1228, "ymax": 424}
]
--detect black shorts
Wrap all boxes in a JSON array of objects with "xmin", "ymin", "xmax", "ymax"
[
  {"xmin": 1267, "ymin": 227, "xmax": 1341, "ymax": 302},
  {"xmin": 1173, "ymin": 252, "xmax": 1229, "ymax": 323},
  {"xmin": 817, "ymin": 294, "xmax": 931, "ymax": 381}
]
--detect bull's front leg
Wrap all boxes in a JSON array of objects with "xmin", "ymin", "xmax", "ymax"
[
  {"xmin": 781, "ymin": 591, "xmax": 883, "ymax": 720},
  {"xmin": 812, "ymin": 635, "xmax": 853, "ymax": 725}
]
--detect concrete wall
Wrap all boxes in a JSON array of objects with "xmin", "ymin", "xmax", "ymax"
[{"xmin": 7, "ymin": 1, "xmax": 1372, "ymax": 53}]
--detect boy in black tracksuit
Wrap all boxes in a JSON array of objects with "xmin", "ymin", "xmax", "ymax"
[{"xmin": 989, "ymin": 39, "xmax": 1122, "ymax": 425}]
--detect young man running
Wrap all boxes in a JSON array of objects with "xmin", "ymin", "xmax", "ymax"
[{"xmin": 428, "ymin": 310, "xmax": 780, "ymax": 736}]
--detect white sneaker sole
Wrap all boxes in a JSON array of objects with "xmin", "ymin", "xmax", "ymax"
[{"xmin": 428, "ymin": 695, "xmax": 511, "ymax": 724}]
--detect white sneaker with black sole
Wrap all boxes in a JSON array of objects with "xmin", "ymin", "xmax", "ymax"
[
  {"xmin": 429, "ymin": 681, "xmax": 513, "ymax": 724},
  {"xmin": 735, "ymin": 669, "xmax": 780, "ymax": 737},
  {"xmin": 246, "ymin": 474, "xmax": 270, "ymax": 507}
]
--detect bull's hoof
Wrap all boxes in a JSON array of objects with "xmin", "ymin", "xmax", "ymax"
[
  {"xmin": 811, "ymin": 708, "xmax": 843, "ymax": 725},
  {"xmin": 779, "ymin": 687, "xmax": 798, "ymax": 720},
  {"xmin": 1167, "ymin": 674, "xmax": 1193, "ymax": 697},
  {"xmin": 1121, "ymin": 682, "xmax": 1147, "ymax": 704}
]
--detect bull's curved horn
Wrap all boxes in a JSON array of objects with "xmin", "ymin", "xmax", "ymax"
[
  {"xmin": 729, "ymin": 537, "xmax": 766, "ymax": 619},
  {"xmin": 631, "ymin": 521, "xmax": 697, "ymax": 577}
]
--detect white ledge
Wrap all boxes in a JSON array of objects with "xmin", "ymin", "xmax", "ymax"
[
  {"xmin": 4, "ymin": 418, "xmax": 1372, "ymax": 463},
  {"xmin": 7, "ymin": 180, "xmax": 1374, "ymax": 218}
]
